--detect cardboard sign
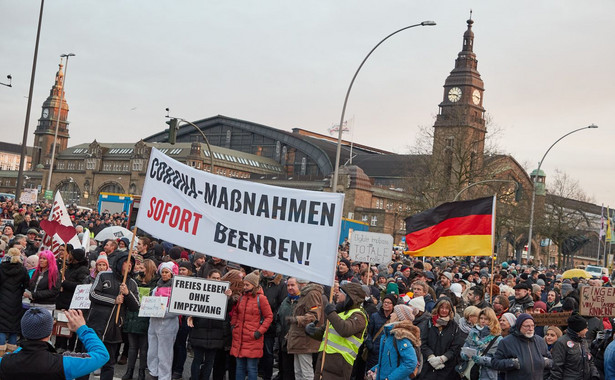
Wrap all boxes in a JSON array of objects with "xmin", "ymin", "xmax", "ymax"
[
  {"xmin": 138, "ymin": 296, "xmax": 168, "ymax": 318},
  {"xmin": 349, "ymin": 231, "xmax": 393, "ymax": 264},
  {"xmin": 19, "ymin": 188, "xmax": 38, "ymax": 204},
  {"xmin": 69, "ymin": 284, "xmax": 92, "ymax": 309},
  {"xmin": 580, "ymin": 286, "xmax": 615, "ymax": 317},
  {"xmin": 168, "ymin": 276, "xmax": 229, "ymax": 320},
  {"xmin": 533, "ymin": 311, "xmax": 572, "ymax": 326}
]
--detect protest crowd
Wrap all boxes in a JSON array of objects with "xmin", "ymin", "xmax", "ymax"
[{"xmin": 1, "ymin": 195, "xmax": 615, "ymax": 380}]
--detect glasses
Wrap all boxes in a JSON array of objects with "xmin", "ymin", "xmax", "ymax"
[
  {"xmin": 521, "ymin": 323, "xmax": 535, "ymax": 329},
  {"xmin": 382, "ymin": 300, "xmax": 393, "ymax": 305}
]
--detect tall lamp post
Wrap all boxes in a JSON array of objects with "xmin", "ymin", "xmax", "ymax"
[
  {"xmin": 331, "ymin": 21, "xmax": 436, "ymax": 192},
  {"xmin": 165, "ymin": 109, "xmax": 215, "ymax": 173},
  {"xmin": 45, "ymin": 53, "xmax": 75, "ymax": 195},
  {"xmin": 525, "ymin": 124, "xmax": 598, "ymax": 263}
]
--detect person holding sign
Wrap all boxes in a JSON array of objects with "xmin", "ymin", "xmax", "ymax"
[
  {"xmin": 146, "ymin": 262, "xmax": 179, "ymax": 380},
  {"xmin": 230, "ymin": 270, "xmax": 273, "ymax": 380},
  {"xmin": 88, "ymin": 251, "xmax": 140, "ymax": 380}
]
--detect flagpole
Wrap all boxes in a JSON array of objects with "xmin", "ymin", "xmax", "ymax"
[
  {"xmin": 115, "ymin": 226, "xmax": 138, "ymax": 324},
  {"xmin": 319, "ymin": 256, "xmax": 340, "ymax": 379},
  {"xmin": 61, "ymin": 243, "xmax": 67, "ymax": 281},
  {"xmin": 598, "ymin": 204, "xmax": 604, "ymax": 264},
  {"xmin": 489, "ymin": 195, "xmax": 496, "ymax": 303}
]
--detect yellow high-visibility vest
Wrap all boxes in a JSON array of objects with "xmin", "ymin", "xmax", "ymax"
[{"xmin": 319, "ymin": 308, "xmax": 367, "ymax": 366}]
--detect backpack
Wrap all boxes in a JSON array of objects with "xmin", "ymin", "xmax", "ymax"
[{"xmin": 393, "ymin": 338, "xmax": 423, "ymax": 379}]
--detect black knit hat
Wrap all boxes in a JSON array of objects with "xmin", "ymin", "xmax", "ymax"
[
  {"xmin": 338, "ymin": 258, "xmax": 351, "ymax": 269},
  {"xmin": 71, "ymin": 248, "xmax": 86, "ymax": 262},
  {"xmin": 21, "ymin": 307, "xmax": 54, "ymax": 340},
  {"xmin": 567, "ymin": 314, "xmax": 588, "ymax": 333}
]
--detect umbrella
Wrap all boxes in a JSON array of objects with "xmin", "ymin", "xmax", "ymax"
[
  {"xmin": 562, "ymin": 268, "xmax": 592, "ymax": 279},
  {"xmin": 95, "ymin": 226, "xmax": 134, "ymax": 242}
]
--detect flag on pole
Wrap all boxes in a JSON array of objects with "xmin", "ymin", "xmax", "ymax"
[
  {"xmin": 39, "ymin": 191, "xmax": 81, "ymax": 255},
  {"xmin": 607, "ymin": 206, "xmax": 613, "ymax": 243},
  {"xmin": 404, "ymin": 196, "xmax": 495, "ymax": 257},
  {"xmin": 600, "ymin": 204, "xmax": 606, "ymax": 239}
]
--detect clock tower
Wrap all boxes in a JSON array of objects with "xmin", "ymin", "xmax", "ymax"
[
  {"xmin": 433, "ymin": 16, "xmax": 486, "ymax": 182},
  {"xmin": 34, "ymin": 62, "xmax": 70, "ymax": 166}
]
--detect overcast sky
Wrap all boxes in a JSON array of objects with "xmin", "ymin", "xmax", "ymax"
[{"xmin": 2, "ymin": 1, "xmax": 614, "ymax": 207}]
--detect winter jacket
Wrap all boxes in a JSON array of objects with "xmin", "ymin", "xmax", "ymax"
[
  {"xmin": 29, "ymin": 269, "xmax": 61, "ymax": 305},
  {"xmin": 55, "ymin": 259, "xmax": 90, "ymax": 310},
  {"xmin": 87, "ymin": 252, "xmax": 140, "ymax": 343},
  {"xmin": 549, "ymin": 329, "xmax": 599, "ymax": 380},
  {"xmin": 365, "ymin": 307, "xmax": 393, "ymax": 371},
  {"xmin": 371, "ymin": 321, "xmax": 420, "ymax": 380},
  {"xmin": 584, "ymin": 316, "xmax": 603, "ymax": 344},
  {"xmin": 0, "ymin": 259, "xmax": 29, "ymax": 333},
  {"xmin": 287, "ymin": 283, "xmax": 324, "ymax": 354},
  {"xmin": 189, "ymin": 312, "xmax": 226, "ymax": 350},
  {"xmin": 414, "ymin": 311, "xmax": 430, "ymax": 338},
  {"xmin": 123, "ymin": 276, "xmax": 157, "ymax": 335},
  {"xmin": 230, "ymin": 287, "xmax": 274, "ymax": 358},
  {"xmin": 260, "ymin": 273, "xmax": 286, "ymax": 336},
  {"xmin": 604, "ymin": 340, "xmax": 615, "ymax": 380},
  {"xmin": 420, "ymin": 317, "xmax": 465, "ymax": 380},
  {"xmin": 276, "ymin": 294, "xmax": 298, "ymax": 352},
  {"xmin": 460, "ymin": 326, "xmax": 502, "ymax": 380},
  {"xmin": 509, "ymin": 295, "xmax": 534, "ymax": 316},
  {"xmin": 491, "ymin": 328, "xmax": 552, "ymax": 380},
  {"xmin": 0, "ymin": 325, "xmax": 109, "ymax": 380}
]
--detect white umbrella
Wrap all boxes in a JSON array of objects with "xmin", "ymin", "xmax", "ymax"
[{"xmin": 94, "ymin": 226, "xmax": 134, "ymax": 242}]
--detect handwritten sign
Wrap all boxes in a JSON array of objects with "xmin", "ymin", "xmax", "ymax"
[
  {"xmin": 580, "ymin": 286, "xmax": 615, "ymax": 317},
  {"xmin": 349, "ymin": 231, "xmax": 393, "ymax": 264},
  {"xmin": 533, "ymin": 311, "xmax": 572, "ymax": 326},
  {"xmin": 19, "ymin": 188, "xmax": 38, "ymax": 205},
  {"xmin": 169, "ymin": 276, "xmax": 229, "ymax": 320},
  {"xmin": 69, "ymin": 284, "xmax": 92, "ymax": 309},
  {"xmin": 139, "ymin": 296, "xmax": 168, "ymax": 318}
]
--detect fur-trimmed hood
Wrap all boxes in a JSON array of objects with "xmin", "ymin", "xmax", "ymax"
[
  {"xmin": 390, "ymin": 320, "xmax": 421, "ymax": 347},
  {"xmin": 260, "ymin": 272, "xmax": 283, "ymax": 286}
]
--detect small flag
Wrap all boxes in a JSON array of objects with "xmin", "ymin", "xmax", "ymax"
[{"xmin": 404, "ymin": 196, "xmax": 495, "ymax": 257}]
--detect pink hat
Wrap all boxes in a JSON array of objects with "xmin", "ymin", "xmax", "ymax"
[
  {"xmin": 158, "ymin": 261, "xmax": 178, "ymax": 276},
  {"xmin": 96, "ymin": 254, "xmax": 109, "ymax": 266}
]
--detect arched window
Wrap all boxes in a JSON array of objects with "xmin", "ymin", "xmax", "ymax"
[
  {"xmin": 98, "ymin": 182, "xmax": 124, "ymax": 195},
  {"xmin": 57, "ymin": 181, "xmax": 80, "ymax": 205}
]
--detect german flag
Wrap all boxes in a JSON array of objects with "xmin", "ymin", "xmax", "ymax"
[{"xmin": 404, "ymin": 196, "xmax": 494, "ymax": 257}]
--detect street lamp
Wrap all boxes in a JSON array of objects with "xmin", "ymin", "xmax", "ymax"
[
  {"xmin": 46, "ymin": 53, "xmax": 75, "ymax": 195},
  {"xmin": 525, "ymin": 124, "xmax": 598, "ymax": 262},
  {"xmin": 331, "ymin": 21, "xmax": 436, "ymax": 192},
  {"xmin": 165, "ymin": 109, "xmax": 215, "ymax": 173}
]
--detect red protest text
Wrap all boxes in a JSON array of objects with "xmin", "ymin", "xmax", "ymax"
[{"xmin": 147, "ymin": 197, "xmax": 203, "ymax": 235}]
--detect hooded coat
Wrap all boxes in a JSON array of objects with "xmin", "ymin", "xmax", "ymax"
[
  {"xmin": 371, "ymin": 321, "xmax": 421, "ymax": 380},
  {"xmin": 55, "ymin": 257, "xmax": 90, "ymax": 310},
  {"xmin": 365, "ymin": 306, "xmax": 393, "ymax": 371},
  {"xmin": 260, "ymin": 273, "xmax": 286, "ymax": 336},
  {"xmin": 549, "ymin": 329, "xmax": 599, "ymax": 380},
  {"xmin": 287, "ymin": 282, "xmax": 324, "ymax": 354},
  {"xmin": 87, "ymin": 252, "xmax": 140, "ymax": 343},
  {"xmin": 491, "ymin": 328, "xmax": 551, "ymax": 380},
  {"xmin": 0, "ymin": 257, "xmax": 30, "ymax": 333},
  {"xmin": 230, "ymin": 286, "xmax": 274, "ymax": 358}
]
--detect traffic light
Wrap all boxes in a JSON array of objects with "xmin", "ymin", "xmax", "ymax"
[{"xmin": 167, "ymin": 118, "xmax": 179, "ymax": 144}]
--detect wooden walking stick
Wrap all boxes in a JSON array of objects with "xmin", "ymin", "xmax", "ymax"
[{"xmin": 115, "ymin": 226, "xmax": 138, "ymax": 324}]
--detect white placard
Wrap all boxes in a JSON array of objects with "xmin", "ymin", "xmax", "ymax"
[
  {"xmin": 69, "ymin": 284, "xmax": 92, "ymax": 309},
  {"xmin": 168, "ymin": 276, "xmax": 229, "ymax": 320},
  {"xmin": 139, "ymin": 296, "xmax": 168, "ymax": 318},
  {"xmin": 135, "ymin": 148, "xmax": 344, "ymax": 286},
  {"xmin": 19, "ymin": 188, "xmax": 38, "ymax": 204},
  {"xmin": 348, "ymin": 231, "xmax": 394, "ymax": 264}
]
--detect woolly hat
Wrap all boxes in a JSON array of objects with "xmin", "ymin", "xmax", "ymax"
[
  {"xmin": 515, "ymin": 313, "xmax": 534, "ymax": 330},
  {"xmin": 385, "ymin": 282, "xmax": 399, "ymax": 295},
  {"xmin": 450, "ymin": 283, "xmax": 463, "ymax": 297},
  {"xmin": 561, "ymin": 283, "xmax": 574, "ymax": 297},
  {"xmin": 383, "ymin": 293, "xmax": 398, "ymax": 306},
  {"xmin": 408, "ymin": 296, "xmax": 426, "ymax": 312},
  {"xmin": 71, "ymin": 248, "xmax": 86, "ymax": 262},
  {"xmin": 96, "ymin": 254, "xmax": 109, "ymax": 267},
  {"xmin": 21, "ymin": 307, "xmax": 54, "ymax": 340},
  {"xmin": 119, "ymin": 237, "xmax": 130, "ymax": 248},
  {"xmin": 400, "ymin": 265, "xmax": 411, "ymax": 273},
  {"xmin": 501, "ymin": 312, "xmax": 517, "ymax": 328},
  {"xmin": 440, "ymin": 272, "xmax": 453, "ymax": 281},
  {"xmin": 178, "ymin": 261, "xmax": 192, "ymax": 272},
  {"xmin": 244, "ymin": 270, "xmax": 260, "ymax": 288},
  {"xmin": 159, "ymin": 261, "xmax": 178, "ymax": 275},
  {"xmin": 25, "ymin": 254, "xmax": 39, "ymax": 270},
  {"xmin": 133, "ymin": 253, "xmax": 144, "ymax": 266},
  {"xmin": 413, "ymin": 261, "xmax": 424, "ymax": 270},
  {"xmin": 537, "ymin": 279, "xmax": 546, "ymax": 286},
  {"xmin": 338, "ymin": 258, "xmax": 351, "ymax": 269},
  {"xmin": 567, "ymin": 314, "xmax": 588, "ymax": 333},
  {"xmin": 533, "ymin": 301, "xmax": 547, "ymax": 312},
  {"xmin": 531, "ymin": 284, "xmax": 541, "ymax": 295},
  {"xmin": 169, "ymin": 247, "xmax": 182, "ymax": 260},
  {"xmin": 394, "ymin": 304, "xmax": 417, "ymax": 322}
]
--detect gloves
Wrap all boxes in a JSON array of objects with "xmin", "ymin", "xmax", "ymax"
[
  {"xmin": 543, "ymin": 357, "xmax": 552, "ymax": 368},
  {"xmin": 511, "ymin": 358, "xmax": 520, "ymax": 369},
  {"xmin": 305, "ymin": 321, "xmax": 317, "ymax": 336},
  {"xmin": 427, "ymin": 355, "xmax": 440, "ymax": 368},
  {"xmin": 324, "ymin": 303, "xmax": 336, "ymax": 316},
  {"xmin": 438, "ymin": 355, "xmax": 448, "ymax": 364},
  {"xmin": 254, "ymin": 331, "xmax": 262, "ymax": 339}
]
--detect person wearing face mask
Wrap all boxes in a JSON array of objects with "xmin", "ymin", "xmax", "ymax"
[
  {"xmin": 459, "ymin": 307, "xmax": 502, "ymax": 380},
  {"xmin": 146, "ymin": 262, "xmax": 180, "ymax": 380},
  {"xmin": 420, "ymin": 297, "xmax": 464, "ymax": 380},
  {"xmin": 549, "ymin": 315, "xmax": 600, "ymax": 380},
  {"xmin": 492, "ymin": 313, "xmax": 552, "ymax": 380}
]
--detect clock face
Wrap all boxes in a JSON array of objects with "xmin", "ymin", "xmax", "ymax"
[
  {"xmin": 448, "ymin": 87, "xmax": 462, "ymax": 102},
  {"xmin": 42, "ymin": 108, "xmax": 49, "ymax": 118},
  {"xmin": 472, "ymin": 89, "xmax": 481, "ymax": 105}
]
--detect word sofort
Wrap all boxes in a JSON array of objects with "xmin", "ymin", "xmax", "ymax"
[
  {"xmin": 214, "ymin": 222, "xmax": 312, "ymax": 265},
  {"xmin": 147, "ymin": 197, "xmax": 203, "ymax": 235}
]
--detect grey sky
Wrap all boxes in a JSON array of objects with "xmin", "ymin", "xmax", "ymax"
[{"xmin": 2, "ymin": 1, "xmax": 614, "ymax": 207}]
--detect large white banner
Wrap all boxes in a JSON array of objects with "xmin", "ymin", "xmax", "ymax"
[{"xmin": 136, "ymin": 148, "xmax": 344, "ymax": 286}]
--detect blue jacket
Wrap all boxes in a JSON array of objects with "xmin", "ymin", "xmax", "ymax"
[
  {"xmin": 460, "ymin": 326, "xmax": 501, "ymax": 380},
  {"xmin": 604, "ymin": 339, "xmax": 615, "ymax": 380},
  {"xmin": 365, "ymin": 308, "xmax": 393, "ymax": 371},
  {"xmin": 0, "ymin": 324, "xmax": 109, "ymax": 380},
  {"xmin": 371, "ymin": 321, "xmax": 420, "ymax": 380}
]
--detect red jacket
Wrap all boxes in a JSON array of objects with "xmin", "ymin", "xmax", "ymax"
[{"xmin": 230, "ymin": 287, "xmax": 273, "ymax": 358}]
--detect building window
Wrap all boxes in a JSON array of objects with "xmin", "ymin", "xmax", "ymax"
[
  {"xmin": 347, "ymin": 212, "xmax": 354, "ymax": 220},
  {"xmin": 370, "ymin": 216, "xmax": 378, "ymax": 226},
  {"xmin": 362, "ymin": 215, "xmax": 368, "ymax": 223},
  {"xmin": 301, "ymin": 157, "xmax": 307, "ymax": 175},
  {"xmin": 86, "ymin": 159, "xmax": 96, "ymax": 170},
  {"xmin": 58, "ymin": 181, "xmax": 80, "ymax": 204}
]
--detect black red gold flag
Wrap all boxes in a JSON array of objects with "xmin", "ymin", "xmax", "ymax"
[{"xmin": 404, "ymin": 196, "xmax": 495, "ymax": 257}]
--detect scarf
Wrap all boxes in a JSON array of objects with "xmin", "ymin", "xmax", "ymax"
[
  {"xmin": 432, "ymin": 314, "xmax": 450, "ymax": 327},
  {"xmin": 154, "ymin": 277, "xmax": 173, "ymax": 297},
  {"xmin": 288, "ymin": 294, "xmax": 300, "ymax": 301}
]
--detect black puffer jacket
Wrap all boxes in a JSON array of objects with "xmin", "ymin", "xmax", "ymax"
[
  {"xmin": 87, "ymin": 252, "xmax": 140, "ymax": 343},
  {"xmin": 29, "ymin": 269, "xmax": 61, "ymax": 305},
  {"xmin": 260, "ymin": 273, "xmax": 287, "ymax": 335},
  {"xmin": 549, "ymin": 329, "xmax": 599, "ymax": 380},
  {"xmin": 55, "ymin": 259, "xmax": 90, "ymax": 310},
  {"xmin": 0, "ymin": 259, "xmax": 30, "ymax": 333},
  {"xmin": 189, "ymin": 313, "xmax": 226, "ymax": 350}
]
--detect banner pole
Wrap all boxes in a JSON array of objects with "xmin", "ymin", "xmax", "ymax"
[
  {"xmin": 115, "ymin": 226, "xmax": 138, "ymax": 324},
  {"xmin": 61, "ymin": 243, "xmax": 67, "ymax": 281},
  {"xmin": 489, "ymin": 195, "xmax": 496, "ymax": 302},
  {"xmin": 319, "ymin": 254, "xmax": 339, "ymax": 379}
]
